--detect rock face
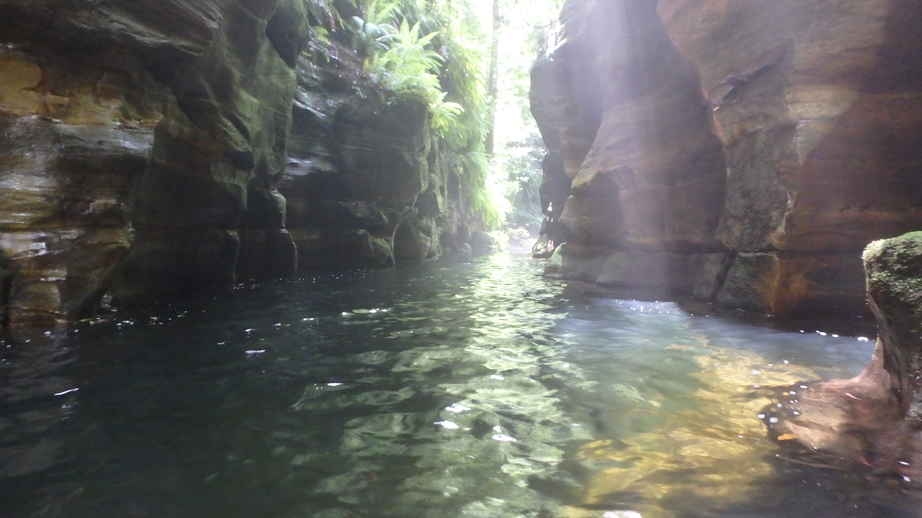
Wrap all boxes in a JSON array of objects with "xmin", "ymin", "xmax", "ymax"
[
  {"xmin": 281, "ymin": 41, "xmax": 472, "ymax": 269},
  {"xmin": 773, "ymin": 234, "xmax": 922, "ymax": 481},
  {"xmin": 0, "ymin": 1, "xmax": 479, "ymax": 334},
  {"xmin": 533, "ymin": 0, "xmax": 922, "ymax": 315},
  {"xmin": 0, "ymin": 0, "xmax": 310, "ymax": 331}
]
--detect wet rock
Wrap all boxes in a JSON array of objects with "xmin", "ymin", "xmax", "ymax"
[
  {"xmin": 292, "ymin": 229, "xmax": 394, "ymax": 270},
  {"xmin": 0, "ymin": 113, "xmax": 152, "ymax": 331},
  {"xmin": 0, "ymin": 0, "xmax": 311, "ymax": 328},
  {"xmin": 551, "ymin": 244, "xmax": 726, "ymax": 299},
  {"xmin": 535, "ymin": 0, "xmax": 922, "ymax": 315},
  {"xmin": 864, "ymin": 233, "xmax": 922, "ymax": 418},
  {"xmin": 775, "ymin": 233, "xmax": 922, "ymax": 472},
  {"xmin": 0, "ymin": 0, "xmax": 489, "ymax": 334},
  {"xmin": 718, "ymin": 252, "xmax": 866, "ymax": 314},
  {"xmin": 280, "ymin": 44, "xmax": 475, "ymax": 272},
  {"xmin": 394, "ymin": 218, "xmax": 440, "ymax": 263}
]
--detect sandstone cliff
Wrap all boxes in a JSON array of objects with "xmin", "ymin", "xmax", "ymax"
[
  {"xmin": 533, "ymin": 0, "xmax": 922, "ymax": 315},
  {"xmin": 0, "ymin": 1, "xmax": 479, "ymax": 334}
]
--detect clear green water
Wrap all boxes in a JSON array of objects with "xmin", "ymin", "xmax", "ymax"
[{"xmin": 1, "ymin": 253, "xmax": 917, "ymax": 517}]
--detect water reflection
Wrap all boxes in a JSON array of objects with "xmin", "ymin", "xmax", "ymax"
[{"xmin": 1, "ymin": 253, "xmax": 912, "ymax": 517}]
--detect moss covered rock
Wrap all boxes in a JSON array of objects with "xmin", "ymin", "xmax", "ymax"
[{"xmin": 864, "ymin": 232, "xmax": 922, "ymax": 417}]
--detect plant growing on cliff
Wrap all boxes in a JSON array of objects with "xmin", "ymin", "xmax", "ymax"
[
  {"xmin": 366, "ymin": 20, "xmax": 465, "ymax": 134},
  {"xmin": 347, "ymin": 0, "xmax": 500, "ymax": 228}
]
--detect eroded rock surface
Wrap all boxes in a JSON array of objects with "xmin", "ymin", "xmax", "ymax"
[
  {"xmin": 0, "ymin": 1, "xmax": 480, "ymax": 334},
  {"xmin": 281, "ymin": 44, "xmax": 473, "ymax": 269},
  {"xmin": 534, "ymin": 0, "xmax": 922, "ymax": 315},
  {"xmin": 772, "ymin": 233, "xmax": 922, "ymax": 483}
]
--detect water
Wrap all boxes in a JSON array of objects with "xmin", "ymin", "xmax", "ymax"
[{"xmin": 1, "ymin": 253, "xmax": 917, "ymax": 517}]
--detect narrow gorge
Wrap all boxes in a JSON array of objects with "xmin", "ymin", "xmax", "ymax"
[{"xmin": 2, "ymin": 1, "xmax": 922, "ymax": 516}]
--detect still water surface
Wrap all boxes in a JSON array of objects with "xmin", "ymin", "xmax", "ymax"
[{"xmin": 1, "ymin": 253, "xmax": 918, "ymax": 517}]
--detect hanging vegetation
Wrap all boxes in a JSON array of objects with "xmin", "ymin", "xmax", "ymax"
[{"xmin": 333, "ymin": 0, "xmax": 500, "ymax": 228}]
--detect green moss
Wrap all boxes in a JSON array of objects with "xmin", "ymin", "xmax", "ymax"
[{"xmin": 863, "ymin": 232, "xmax": 922, "ymax": 337}]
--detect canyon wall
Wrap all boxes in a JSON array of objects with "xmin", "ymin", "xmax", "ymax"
[
  {"xmin": 0, "ymin": 1, "xmax": 478, "ymax": 334},
  {"xmin": 534, "ymin": 0, "xmax": 922, "ymax": 315},
  {"xmin": 281, "ymin": 40, "xmax": 474, "ymax": 271}
]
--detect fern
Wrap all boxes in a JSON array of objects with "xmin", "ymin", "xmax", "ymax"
[{"xmin": 349, "ymin": 0, "xmax": 501, "ymax": 228}]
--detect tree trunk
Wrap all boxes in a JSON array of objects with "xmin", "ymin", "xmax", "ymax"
[{"xmin": 485, "ymin": 0, "xmax": 500, "ymax": 155}]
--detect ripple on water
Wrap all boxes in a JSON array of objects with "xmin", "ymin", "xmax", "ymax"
[{"xmin": 0, "ymin": 254, "xmax": 896, "ymax": 518}]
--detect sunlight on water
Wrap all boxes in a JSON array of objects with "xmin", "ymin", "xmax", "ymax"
[
  {"xmin": 564, "ymin": 343, "xmax": 821, "ymax": 518},
  {"xmin": 1, "ymin": 253, "xmax": 906, "ymax": 518}
]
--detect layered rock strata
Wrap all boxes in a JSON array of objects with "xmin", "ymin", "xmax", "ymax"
[
  {"xmin": 0, "ymin": 1, "xmax": 478, "ymax": 334},
  {"xmin": 281, "ymin": 41, "xmax": 471, "ymax": 269},
  {"xmin": 534, "ymin": 0, "xmax": 922, "ymax": 315},
  {"xmin": 0, "ymin": 0, "xmax": 311, "ymax": 331}
]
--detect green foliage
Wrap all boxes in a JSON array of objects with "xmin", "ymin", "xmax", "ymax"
[{"xmin": 348, "ymin": 0, "xmax": 499, "ymax": 228}]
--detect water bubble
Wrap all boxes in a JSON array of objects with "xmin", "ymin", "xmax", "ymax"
[
  {"xmin": 245, "ymin": 349, "xmax": 267, "ymax": 356},
  {"xmin": 857, "ymin": 336, "xmax": 870, "ymax": 342},
  {"xmin": 757, "ymin": 413, "xmax": 766, "ymax": 420},
  {"xmin": 816, "ymin": 331, "xmax": 828, "ymax": 336},
  {"xmin": 769, "ymin": 417, "xmax": 779, "ymax": 424},
  {"xmin": 491, "ymin": 434, "xmax": 517, "ymax": 443}
]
